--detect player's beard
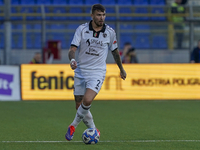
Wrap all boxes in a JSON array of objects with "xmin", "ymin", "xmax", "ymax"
[{"xmin": 93, "ymin": 19, "xmax": 104, "ymax": 27}]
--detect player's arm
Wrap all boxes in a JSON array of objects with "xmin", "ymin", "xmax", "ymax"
[
  {"xmin": 68, "ymin": 45, "xmax": 77, "ymax": 70},
  {"xmin": 111, "ymin": 49, "xmax": 127, "ymax": 80}
]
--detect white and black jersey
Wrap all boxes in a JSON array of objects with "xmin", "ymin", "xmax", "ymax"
[{"xmin": 71, "ymin": 21, "xmax": 118, "ymax": 77}]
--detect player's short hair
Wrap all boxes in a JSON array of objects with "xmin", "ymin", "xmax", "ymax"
[{"xmin": 91, "ymin": 4, "xmax": 106, "ymax": 14}]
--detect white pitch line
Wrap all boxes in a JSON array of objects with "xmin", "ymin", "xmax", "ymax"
[{"xmin": 1, "ymin": 140, "xmax": 200, "ymax": 143}]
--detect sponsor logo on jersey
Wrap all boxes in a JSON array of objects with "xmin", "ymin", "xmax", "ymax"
[
  {"xmin": 86, "ymin": 39, "xmax": 90, "ymax": 46},
  {"xmin": 91, "ymin": 39, "xmax": 103, "ymax": 46},
  {"xmin": 85, "ymin": 47, "xmax": 99, "ymax": 56},
  {"xmin": 85, "ymin": 51, "xmax": 99, "ymax": 56},
  {"xmin": 85, "ymin": 31, "xmax": 89, "ymax": 34},
  {"xmin": 86, "ymin": 39, "xmax": 103, "ymax": 47},
  {"xmin": 89, "ymin": 47, "xmax": 97, "ymax": 53}
]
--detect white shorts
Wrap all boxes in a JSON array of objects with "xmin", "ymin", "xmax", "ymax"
[{"xmin": 74, "ymin": 75, "xmax": 105, "ymax": 95}]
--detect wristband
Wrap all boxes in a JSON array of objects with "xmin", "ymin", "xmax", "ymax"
[{"xmin": 70, "ymin": 59, "xmax": 75, "ymax": 63}]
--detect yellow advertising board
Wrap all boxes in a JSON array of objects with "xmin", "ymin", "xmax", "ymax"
[{"xmin": 21, "ymin": 64, "xmax": 200, "ymax": 100}]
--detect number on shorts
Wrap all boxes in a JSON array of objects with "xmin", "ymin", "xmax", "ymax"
[{"xmin": 95, "ymin": 80, "xmax": 101, "ymax": 90}]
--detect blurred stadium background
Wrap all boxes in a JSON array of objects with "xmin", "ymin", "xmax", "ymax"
[
  {"xmin": 0, "ymin": 0, "xmax": 200, "ymax": 65},
  {"xmin": 1, "ymin": 1, "xmax": 200, "ymax": 149}
]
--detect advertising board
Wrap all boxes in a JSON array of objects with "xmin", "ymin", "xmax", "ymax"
[
  {"xmin": 21, "ymin": 64, "xmax": 200, "ymax": 100},
  {"xmin": 0, "ymin": 66, "xmax": 20, "ymax": 101}
]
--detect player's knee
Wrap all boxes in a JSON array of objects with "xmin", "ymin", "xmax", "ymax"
[{"xmin": 83, "ymin": 99, "xmax": 92, "ymax": 106}]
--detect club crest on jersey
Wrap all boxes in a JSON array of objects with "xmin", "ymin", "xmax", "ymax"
[
  {"xmin": 94, "ymin": 32, "xmax": 98, "ymax": 37},
  {"xmin": 103, "ymin": 33, "xmax": 107, "ymax": 38}
]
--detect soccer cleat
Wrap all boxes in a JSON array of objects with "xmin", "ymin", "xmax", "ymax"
[
  {"xmin": 65, "ymin": 125, "xmax": 75, "ymax": 141},
  {"xmin": 96, "ymin": 128, "xmax": 100, "ymax": 136}
]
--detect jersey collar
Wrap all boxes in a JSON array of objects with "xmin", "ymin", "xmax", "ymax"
[{"xmin": 89, "ymin": 20, "xmax": 106, "ymax": 33}]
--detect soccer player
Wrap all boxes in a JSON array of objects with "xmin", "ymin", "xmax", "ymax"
[{"xmin": 65, "ymin": 4, "xmax": 127, "ymax": 141}]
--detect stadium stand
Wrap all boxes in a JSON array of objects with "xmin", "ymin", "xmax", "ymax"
[
  {"xmin": 101, "ymin": 0, "xmax": 116, "ymax": 5},
  {"xmin": 1, "ymin": 0, "xmax": 185, "ymax": 51},
  {"xmin": 119, "ymin": 7, "xmax": 132, "ymax": 21},
  {"xmin": 34, "ymin": 33, "xmax": 42, "ymax": 48},
  {"xmin": 0, "ymin": 6, "xmax": 3, "ymax": 20},
  {"xmin": 68, "ymin": 7, "xmax": 84, "ymax": 20},
  {"xmin": 52, "ymin": 0, "xmax": 67, "ymax": 5},
  {"xmin": 133, "ymin": 7, "xmax": 149, "ymax": 20},
  {"xmin": 26, "ymin": 33, "xmax": 42, "ymax": 49},
  {"xmin": 119, "ymin": 24, "xmax": 134, "ymax": 48},
  {"xmin": 11, "ymin": 0, "xmax": 19, "ymax": 5},
  {"xmin": 12, "ymin": 24, "xmax": 22, "ymax": 30},
  {"xmin": 34, "ymin": 24, "xmax": 41, "ymax": 29},
  {"xmin": 152, "ymin": 35, "xmax": 167, "ymax": 49},
  {"xmin": 52, "ymin": 7, "xmax": 67, "ymax": 20},
  {"xmin": 108, "ymin": 23, "xmax": 116, "ymax": 30},
  {"xmin": 120, "ymin": 33, "xmax": 134, "ymax": 49},
  {"xmin": 51, "ymin": 23, "xmax": 65, "ymax": 30},
  {"xmin": 133, "ymin": 0, "xmax": 148, "ymax": 5},
  {"xmin": 105, "ymin": 7, "xmax": 116, "ymax": 21},
  {"xmin": 67, "ymin": 24, "xmax": 80, "ymax": 30},
  {"xmin": 21, "ymin": 0, "xmax": 36, "ymax": 5},
  {"xmin": 0, "ymin": 0, "xmax": 3, "ymax": 5},
  {"xmin": 12, "ymin": 33, "xmax": 23, "ymax": 49},
  {"xmin": 11, "ymin": 7, "xmax": 22, "ymax": 20},
  {"xmin": 35, "ymin": 0, "xmax": 51, "ymax": 5},
  {"xmin": 120, "ymin": 23, "xmax": 133, "ymax": 30},
  {"xmin": 134, "ymin": 24, "xmax": 151, "ymax": 49},
  {"xmin": 0, "ymin": 24, "xmax": 3, "ymax": 29},
  {"xmin": 21, "ymin": 7, "xmax": 35, "ymax": 20},
  {"xmin": 150, "ymin": 0, "xmax": 166, "ymax": 5},
  {"xmin": 68, "ymin": 0, "xmax": 83, "ymax": 5},
  {"xmin": 135, "ymin": 24, "xmax": 150, "ymax": 35},
  {"xmin": 26, "ymin": 24, "xmax": 34, "ymax": 29},
  {"xmin": 85, "ymin": 7, "xmax": 92, "ymax": 20},
  {"xmin": 0, "ymin": 33, "xmax": 4, "ymax": 48},
  {"xmin": 151, "ymin": 7, "xmax": 166, "ymax": 21},
  {"xmin": 34, "ymin": 5, "xmax": 51, "ymax": 20},
  {"xmin": 135, "ymin": 35, "xmax": 150, "ymax": 49},
  {"xmin": 117, "ymin": 0, "xmax": 132, "ymax": 5},
  {"xmin": 85, "ymin": 0, "xmax": 100, "ymax": 5}
]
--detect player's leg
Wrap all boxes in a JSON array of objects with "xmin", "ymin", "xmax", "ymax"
[
  {"xmin": 66, "ymin": 89, "xmax": 96, "ymax": 141},
  {"xmin": 71, "ymin": 88, "xmax": 97, "ymax": 127},
  {"xmin": 74, "ymin": 95, "xmax": 83, "ymax": 110},
  {"xmin": 80, "ymin": 77, "xmax": 104, "ymax": 136},
  {"xmin": 82, "ymin": 88, "xmax": 97, "ymax": 106},
  {"xmin": 66, "ymin": 76, "xmax": 103, "ymax": 140},
  {"xmin": 74, "ymin": 95, "xmax": 96, "ymax": 128},
  {"xmin": 83, "ymin": 110, "xmax": 96, "ymax": 128},
  {"xmin": 66, "ymin": 77, "xmax": 85, "ymax": 141},
  {"xmin": 81, "ymin": 88, "xmax": 100, "ymax": 135}
]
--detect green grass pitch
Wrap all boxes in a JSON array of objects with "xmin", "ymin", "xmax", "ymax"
[{"xmin": 0, "ymin": 100, "xmax": 200, "ymax": 150}]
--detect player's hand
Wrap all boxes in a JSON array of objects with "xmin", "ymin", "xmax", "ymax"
[
  {"xmin": 70, "ymin": 59, "xmax": 77, "ymax": 70},
  {"xmin": 120, "ymin": 69, "xmax": 126, "ymax": 80}
]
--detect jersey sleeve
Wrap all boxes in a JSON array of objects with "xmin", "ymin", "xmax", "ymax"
[
  {"xmin": 71, "ymin": 25, "xmax": 82, "ymax": 47},
  {"xmin": 109, "ymin": 30, "xmax": 118, "ymax": 51}
]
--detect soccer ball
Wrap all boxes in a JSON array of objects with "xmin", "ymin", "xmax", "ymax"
[{"xmin": 82, "ymin": 128, "xmax": 100, "ymax": 144}]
